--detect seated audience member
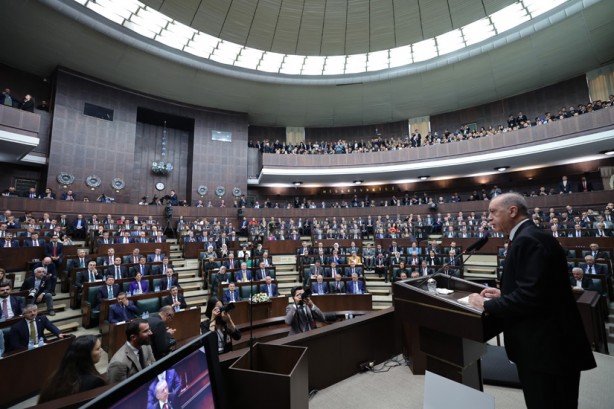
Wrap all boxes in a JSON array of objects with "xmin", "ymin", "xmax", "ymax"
[
  {"xmin": 24, "ymin": 232, "xmax": 44, "ymax": 247},
  {"xmin": 588, "ymin": 243, "xmax": 608, "ymax": 260},
  {"xmin": 222, "ymin": 282, "xmax": 240, "ymax": 303},
  {"xmin": 163, "ymin": 286, "xmax": 187, "ymax": 311},
  {"xmin": 260, "ymin": 276, "xmax": 280, "ymax": 297},
  {"xmin": 346, "ymin": 273, "xmax": 366, "ymax": 294},
  {"xmin": 7, "ymin": 304, "xmax": 68, "ymax": 351},
  {"xmin": 330, "ymin": 274, "xmax": 346, "ymax": 293},
  {"xmin": 147, "ymin": 249, "xmax": 165, "ymax": 263},
  {"xmin": 109, "ymin": 292, "xmax": 139, "ymax": 323},
  {"xmin": 96, "ymin": 275, "xmax": 120, "ymax": 309},
  {"xmin": 156, "ymin": 257, "xmax": 174, "ymax": 275},
  {"xmin": 160, "ymin": 268, "xmax": 179, "ymax": 290},
  {"xmin": 0, "ymin": 280, "xmax": 24, "ymax": 320},
  {"xmin": 260, "ymin": 251, "xmax": 273, "ymax": 267},
  {"xmin": 347, "ymin": 251, "xmax": 362, "ymax": 265},
  {"xmin": 393, "ymin": 261, "xmax": 410, "ymax": 281},
  {"xmin": 76, "ymin": 261, "xmax": 103, "ymax": 291},
  {"xmin": 147, "ymin": 306, "xmax": 177, "ymax": 360},
  {"xmin": 254, "ymin": 261, "xmax": 271, "ymax": 281},
  {"xmin": 223, "ymin": 253, "xmax": 238, "ymax": 270},
  {"xmin": 129, "ymin": 272, "xmax": 149, "ymax": 295},
  {"xmin": 285, "ymin": 286, "xmax": 325, "ymax": 335},
  {"xmin": 211, "ymin": 266, "xmax": 230, "ymax": 296},
  {"xmin": 441, "ymin": 264, "xmax": 461, "ymax": 278},
  {"xmin": 130, "ymin": 256, "xmax": 152, "ymax": 277},
  {"xmin": 21, "ymin": 267, "xmax": 56, "ymax": 315},
  {"xmin": 200, "ymin": 297, "xmax": 240, "ymax": 354},
  {"xmin": 584, "ymin": 255, "xmax": 608, "ymax": 277},
  {"xmin": 406, "ymin": 242, "xmax": 422, "ymax": 256},
  {"xmin": 344, "ymin": 260, "xmax": 363, "ymax": 277},
  {"xmin": 570, "ymin": 268, "xmax": 595, "ymax": 292},
  {"xmin": 363, "ymin": 243, "xmax": 375, "ymax": 269},
  {"xmin": 394, "ymin": 271, "xmax": 409, "ymax": 282},
  {"xmin": 234, "ymin": 262, "xmax": 252, "ymax": 283},
  {"xmin": 424, "ymin": 249, "xmax": 441, "ymax": 266},
  {"xmin": 412, "ymin": 261, "xmax": 434, "ymax": 278},
  {"xmin": 107, "ymin": 257, "xmax": 128, "ymax": 279},
  {"xmin": 311, "ymin": 274, "xmax": 329, "ymax": 295},
  {"xmin": 69, "ymin": 249, "xmax": 91, "ymax": 271},
  {"xmin": 61, "ymin": 190, "xmax": 76, "ymax": 201},
  {"xmin": 38, "ymin": 335, "xmax": 107, "ymax": 403},
  {"xmin": 2, "ymin": 232, "xmax": 18, "ymax": 247},
  {"xmin": 107, "ymin": 319, "xmax": 155, "ymax": 383}
]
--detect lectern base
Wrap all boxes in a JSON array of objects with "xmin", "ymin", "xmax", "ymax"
[{"xmin": 481, "ymin": 345, "xmax": 521, "ymax": 388}]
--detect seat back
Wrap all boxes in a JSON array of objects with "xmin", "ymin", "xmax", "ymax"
[
  {"xmin": 136, "ymin": 297, "xmax": 161, "ymax": 315},
  {"xmin": 240, "ymin": 285, "xmax": 258, "ymax": 299}
]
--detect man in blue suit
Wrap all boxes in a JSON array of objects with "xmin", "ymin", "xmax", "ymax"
[
  {"xmin": 222, "ymin": 282, "xmax": 240, "ymax": 303},
  {"xmin": 234, "ymin": 262, "xmax": 252, "ymax": 283},
  {"xmin": 260, "ymin": 276, "xmax": 279, "ymax": 297},
  {"xmin": 109, "ymin": 292, "xmax": 139, "ymax": 323},
  {"xmin": 346, "ymin": 273, "xmax": 366, "ymax": 294},
  {"xmin": 160, "ymin": 268, "xmax": 180, "ymax": 290},
  {"xmin": 96, "ymin": 275, "xmax": 120, "ymax": 309},
  {"xmin": 7, "ymin": 304, "xmax": 69, "ymax": 351},
  {"xmin": 311, "ymin": 274, "xmax": 329, "ymax": 295},
  {"xmin": 344, "ymin": 260, "xmax": 363, "ymax": 277}
]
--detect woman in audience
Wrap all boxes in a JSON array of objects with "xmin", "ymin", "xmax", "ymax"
[
  {"xmin": 128, "ymin": 271, "xmax": 149, "ymax": 295},
  {"xmin": 38, "ymin": 335, "xmax": 106, "ymax": 403},
  {"xmin": 201, "ymin": 297, "xmax": 240, "ymax": 354},
  {"xmin": 424, "ymin": 250, "xmax": 441, "ymax": 266}
]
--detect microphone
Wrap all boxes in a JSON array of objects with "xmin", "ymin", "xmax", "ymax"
[{"xmin": 464, "ymin": 237, "xmax": 488, "ymax": 253}]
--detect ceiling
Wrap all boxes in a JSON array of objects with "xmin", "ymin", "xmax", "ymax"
[
  {"xmin": 0, "ymin": 0, "xmax": 612, "ymax": 128},
  {"xmin": 139, "ymin": 0, "xmax": 517, "ymax": 56}
]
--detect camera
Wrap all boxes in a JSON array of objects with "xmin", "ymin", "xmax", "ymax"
[
  {"xmin": 302, "ymin": 288, "xmax": 312, "ymax": 299},
  {"xmin": 219, "ymin": 302, "xmax": 235, "ymax": 313}
]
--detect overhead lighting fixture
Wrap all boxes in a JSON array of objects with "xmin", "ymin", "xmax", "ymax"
[
  {"xmin": 418, "ymin": 176, "xmax": 430, "ymax": 180},
  {"xmin": 292, "ymin": 181, "xmax": 302, "ymax": 186},
  {"xmin": 601, "ymin": 150, "xmax": 614, "ymax": 156},
  {"xmin": 495, "ymin": 166, "xmax": 509, "ymax": 172},
  {"xmin": 353, "ymin": 180, "xmax": 363, "ymax": 185}
]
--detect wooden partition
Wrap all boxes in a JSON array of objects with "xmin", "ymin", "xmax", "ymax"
[
  {"xmin": 104, "ymin": 306, "xmax": 201, "ymax": 358},
  {"xmin": 1, "ymin": 336, "xmax": 74, "ymax": 407}
]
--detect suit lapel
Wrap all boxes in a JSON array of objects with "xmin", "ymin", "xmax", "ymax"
[{"xmin": 126, "ymin": 345, "xmax": 142, "ymax": 370}]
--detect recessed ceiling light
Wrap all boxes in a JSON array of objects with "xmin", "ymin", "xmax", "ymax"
[
  {"xmin": 495, "ymin": 166, "xmax": 509, "ymax": 172},
  {"xmin": 418, "ymin": 175, "xmax": 429, "ymax": 180},
  {"xmin": 602, "ymin": 150, "xmax": 614, "ymax": 156},
  {"xmin": 293, "ymin": 181, "xmax": 302, "ymax": 186},
  {"xmin": 353, "ymin": 180, "xmax": 363, "ymax": 185}
]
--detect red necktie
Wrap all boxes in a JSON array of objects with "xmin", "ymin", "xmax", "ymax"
[{"xmin": 53, "ymin": 243, "xmax": 57, "ymax": 257}]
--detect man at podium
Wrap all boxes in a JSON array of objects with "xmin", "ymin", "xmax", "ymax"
[{"xmin": 469, "ymin": 193, "xmax": 596, "ymax": 409}]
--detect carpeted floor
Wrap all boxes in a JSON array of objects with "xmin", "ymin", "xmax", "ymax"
[{"xmin": 309, "ymin": 352, "xmax": 614, "ymax": 409}]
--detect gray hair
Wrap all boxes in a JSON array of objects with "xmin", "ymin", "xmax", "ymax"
[{"xmin": 494, "ymin": 192, "xmax": 529, "ymax": 216}]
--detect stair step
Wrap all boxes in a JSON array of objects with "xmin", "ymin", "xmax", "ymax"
[{"xmin": 44, "ymin": 321, "xmax": 80, "ymax": 336}]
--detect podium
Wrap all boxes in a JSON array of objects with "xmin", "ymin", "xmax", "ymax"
[{"xmin": 393, "ymin": 274, "xmax": 501, "ymax": 391}]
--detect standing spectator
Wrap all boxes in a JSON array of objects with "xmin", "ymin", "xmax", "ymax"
[
  {"xmin": 20, "ymin": 94, "xmax": 34, "ymax": 112},
  {"xmin": 147, "ymin": 306, "xmax": 177, "ymax": 360}
]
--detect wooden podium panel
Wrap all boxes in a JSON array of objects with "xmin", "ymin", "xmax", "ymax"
[{"xmin": 393, "ymin": 274, "xmax": 500, "ymax": 390}]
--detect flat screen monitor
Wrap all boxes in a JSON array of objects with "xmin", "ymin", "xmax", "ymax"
[{"xmin": 83, "ymin": 332, "xmax": 226, "ymax": 409}]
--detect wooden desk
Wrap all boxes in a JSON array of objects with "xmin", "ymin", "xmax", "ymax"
[
  {"xmin": 574, "ymin": 290, "xmax": 608, "ymax": 354},
  {"xmin": 104, "ymin": 306, "xmax": 201, "ymax": 359},
  {"xmin": 0, "ymin": 336, "xmax": 74, "ymax": 407},
  {"xmin": 228, "ymin": 297, "xmax": 289, "ymax": 325},
  {"xmin": 308, "ymin": 293, "xmax": 373, "ymax": 312}
]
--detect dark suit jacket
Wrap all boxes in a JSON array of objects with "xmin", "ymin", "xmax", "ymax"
[
  {"xmin": 75, "ymin": 269, "xmax": 102, "ymax": 288},
  {"xmin": 115, "ymin": 237, "xmax": 134, "ymax": 244},
  {"xmin": 346, "ymin": 280, "xmax": 366, "ymax": 294},
  {"xmin": 163, "ymin": 294, "xmax": 187, "ymax": 309},
  {"xmin": 68, "ymin": 257, "xmax": 92, "ymax": 271},
  {"xmin": 109, "ymin": 301, "xmax": 139, "ymax": 323},
  {"xmin": 311, "ymin": 281, "xmax": 329, "ymax": 295},
  {"xmin": 160, "ymin": 276, "xmax": 180, "ymax": 290},
  {"xmin": 148, "ymin": 313, "xmax": 174, "ymax": 360},
  {"xmin": 130, "ymin": 264, "xmax": 152, "ymax": 277},
  {"xmin": 147, "ymin": 253, "xmax": 166, "ymax": 263},
  {"xmin": 20, "ymin": 276, "xmax": 52, "ymax": 296},
  {"xmin": 0, "ymin": 295, "xmax": 24, "ymax": 319},
  {"xmin": 260, "ymin": 283, "xmax": 279, "ymax": 297},
  {"xmin": 569, "ymin": 276, "xmax": 595, "ymax": 291},
  {"xmin": 96, "ymin": 284, "xmax": 121, "ymax": 306},
  {"xmin": 483, "ymin": 221, "xmax": 596, "ymax": 374},
  {"xmin": 222, "ymin": 289, "xmax": 240, "ymax": 303},
  {"xmin": 329, "ymin": 280, "xmax": 346, "ymax": 293},
  {"xmin": 2, "ymin": 239, "xmax": 19, "ymax": 247},
  {"xmin": 106, "ymin": 265, "xmax": 128, "ymax": 279},
  {"xmin": 24, "ymin": 238, "xmax": 45, "ymax": 247},
  {"xmin": 44, "ymin": 242, "xmax": 64, "ymax": 260},
  {"xmin": 7, "ymin": 315, "xmax": 62, "ymax": 351}
]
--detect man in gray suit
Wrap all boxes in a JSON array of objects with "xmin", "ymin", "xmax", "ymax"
[
  {"xmin": 285, "ymin": 286, "xmax": 325, "ymax": 335},
  {"xmin": 107, "ymin": 319, "xmax": 155, "ymax": 383}
]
